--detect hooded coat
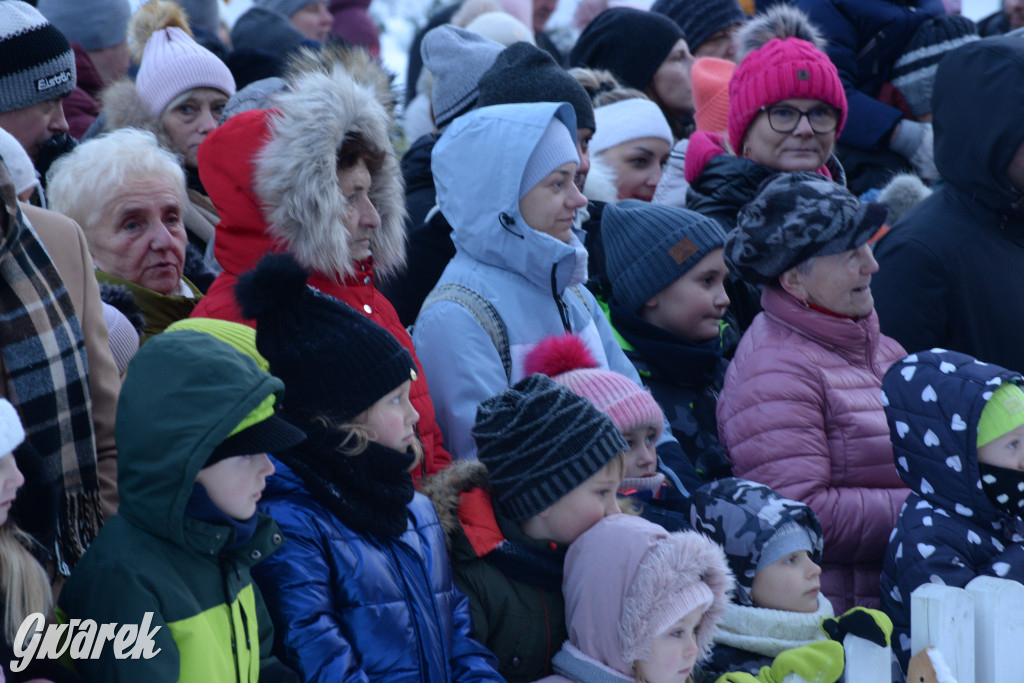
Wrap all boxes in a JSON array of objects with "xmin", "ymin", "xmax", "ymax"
[
  {"xmin": 535, "ymin": 513, "xmax": 733, "ymax": 683},
  {"xmin": 879, "ymin": 350, "xmax": 1024, "ymax": 672},
  {"xmin": 192, "ymin": 54, "xmax": 451, "ymax": 478},
  {"xmin": 872, "ymin": 37, "xmax": 1024, "ymax": 374},
  {"xmin": 412, "ymin": 102, "xmax": 646, "ymax": 460},
  {"xmin": 57, "ymin": 331, "xmax": 291, "ymax": 682},
  {"xmin": 252, "ymin": 457, "xmax": 503, "ymax": 682},
  {"xmin": 717, "ymin": 286, "xmax": 908, "ymax": 612},
  {"xmin": 691, "ymin": 478, "xmax": 833, "ymax": 679}
]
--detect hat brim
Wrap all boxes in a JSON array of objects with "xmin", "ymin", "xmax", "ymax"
[
  {"xmin": 807, "ymin": 200, "xmax": 889, "ymax": 261},
  {"xmin": 206, "ymin": 414, "xmax": 306, "ymax": 466}
]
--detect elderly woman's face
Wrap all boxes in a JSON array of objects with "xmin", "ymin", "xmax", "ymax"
[
  {"xmin": 600, "ymin": 136, "xmax": 671, "ymax": 202},
  {"xmin": 742, "ymin": 98, "xmax": 838, "ymax": 172},
  {"xmin": 162, "ymin": 87, "xmax": 228, "ymax": 169},
  {"xmin": 88, "ymin": 176, "xmax": 187, "ymax": 296},
  {"xmin": 783, "ymin": 243, "xmax": 879, "ymax": 319}
]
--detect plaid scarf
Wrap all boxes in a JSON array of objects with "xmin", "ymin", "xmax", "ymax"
[{"xmin": 0, "ymin": 171, "xmax": 102, "ymax": 573}]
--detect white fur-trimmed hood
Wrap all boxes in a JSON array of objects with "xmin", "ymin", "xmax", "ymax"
[{"xmin": 254, "ymin": 58, "xmax": 407, "ymax": 280}]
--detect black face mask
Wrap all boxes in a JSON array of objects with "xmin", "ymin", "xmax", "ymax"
[{"xmin": 979, "ymin": 462, "xmax": 1024, "ymax": 518}]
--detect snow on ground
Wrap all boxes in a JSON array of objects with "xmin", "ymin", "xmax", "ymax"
[{"xmin": 132, "ymin": 0, "xmax": 1003, "ymax": 95}]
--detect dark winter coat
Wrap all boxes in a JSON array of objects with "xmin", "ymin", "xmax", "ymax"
[
  {"xmin": 611, "ymin": 301, "xmax": 730, "ymax": 481},
  {"xmin": 252, "ymin": 458, "xmax": 502, "ymax": 683},
  {"xmin": 792, "ymin": 0, "xmax": 944, "ymax": 150},
  {"xmin": 65, "ymin": 43, "xmax": 102, "ymax": 140},
  {"xmin": 872, "ymin": 37, "xmax": 1024, "ymax": 374},
  {"xmin": 422, "ymin": 461, "xmax": 567, "ymax": 683},
  {"xmin": 977, "ymin": 9, "xmax": 1012, "ymax": 36},
  {"xmin": 880, "ymin": 350, "xmax": 1024, "ymax": 672}
]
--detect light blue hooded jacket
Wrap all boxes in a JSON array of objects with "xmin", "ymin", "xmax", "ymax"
[{"xmin": 413, "ymin": 102, "xmax": 650, "ymax": 461}]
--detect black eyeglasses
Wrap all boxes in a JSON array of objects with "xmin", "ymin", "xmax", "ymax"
[{"xmin": 759, "ymin": 105, "xmax": 841, "ymax": 134}]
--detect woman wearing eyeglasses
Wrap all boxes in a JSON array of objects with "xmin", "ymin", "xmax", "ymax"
[{"xmin": 684, "ymin": 11, "xmax": 848, "ymax": 230}]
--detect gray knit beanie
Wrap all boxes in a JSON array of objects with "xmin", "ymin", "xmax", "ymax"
[
  {"xmin": 422, "ymin": 25, "xmax": 504, "ymax": 131},
  {"xmin": 756, "ymin": 523, "xmax": 814, "ymax": 572},
  {"xmin": 650, "ymin": 0, "xmax": 745, "ymax": 53},
  {"xmin": 37, "ymin": 0, "xmax": 131, "ymax": 51},
  {"xmin": 604, "ymin": 199, "xmax": 727, "ymax": 312},
  {"xmin": 0, "ymin": 1, "xmax": 76, "ymax": 114},
  {"xmin": 175, "ymin": 0, "xmax": 221, "ymax": 35},
  {"xmin": 255, "ymin": 0, "xmax": 310, "ymax": 19},
  {"xmin": 473, "ymin": 374, "xmax": 627, "ymax": 522},
  {"xmin": 725, "ymin": 172, "xmax": 887, "ymax": 286},
  {"xmin": 519, "ymin": 117, "xmax": 579, "ymax": 199},
  {"xmin": 892, "ymin": 15, "xmax": 979, "ymax": 118},
  {"xmin": 477, "ymin": 41, "xmax": 596, "ymax": 132}
]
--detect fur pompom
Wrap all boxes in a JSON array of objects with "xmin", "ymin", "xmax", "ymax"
[
  {"xmin": 235, "ymin": 253, "xmax": 311, "ymax": 322},
  {"xmin": 735, "ymin": 5, "xmax": 826, "ymax": 61},
  {"xmin": 524, "ymin": 334, "xmax": 599, "ymax": 378},
  {"xmin": 129, "ymin": 0, "xmax": 193, "ymax": 64},
  {"xmin": 879, "ymin": 173, "xmax": 932, "ymax": 226}
]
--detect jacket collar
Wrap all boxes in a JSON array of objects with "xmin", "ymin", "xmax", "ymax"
[{"xmin": 761, "ymin": 286, "xmax": 880, "ymax": 363}]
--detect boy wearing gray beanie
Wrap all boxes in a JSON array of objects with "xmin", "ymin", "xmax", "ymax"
[
  {"xmin": 422, "ymin": 374, "xmax": 628, "ymax": 683},
  {"xmin": 603, "ymin": 200, "xmax": 733, "ymax": 481}
]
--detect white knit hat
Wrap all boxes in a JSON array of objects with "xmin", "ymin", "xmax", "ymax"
[
  {"xmin": 0, "ymin": 127, "xmax": 43, "ymax": 203},
  {"xmin": 136, "ymin": 26, "xmax": 236, "ymax": 117},
  {"xmin": 0, "ymin": 399, "xmax": 25, "ymax": 456},
  {"xmin": 590, "ymin": 98, "xmax": 673, "ymax": 155}
]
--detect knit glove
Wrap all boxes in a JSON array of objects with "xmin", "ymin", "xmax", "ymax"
[
  {"xmin": 889, "ymin": 119, "xmax": 938, "ymax": 182},
  {"xmin": 821, "ymin": 607, "xmax": 893, "ymax": 648},
  {"xmin": 714, "ymin": 641, "xmax": 845, "ymax": 683}
]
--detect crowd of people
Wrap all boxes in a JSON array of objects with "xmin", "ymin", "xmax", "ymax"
[{"xmin": 1, "ymin": 0, "xmax": 1023, "ymax": 681}]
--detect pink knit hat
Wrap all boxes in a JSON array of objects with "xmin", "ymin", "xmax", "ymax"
[
  {"xmin": 727, "ymin": 37, "xmax": 846, "ymax": 155},
  {"xmin": 524, "ymin": 334, "xmax": 664, "ymax": 435},
  {"xmin": 136, "ymin": 26, "xmax": 236, "ymax": 117},
  {"xmin": 692, "ymin": 57, "xmax": 735, "ymax": 134}
]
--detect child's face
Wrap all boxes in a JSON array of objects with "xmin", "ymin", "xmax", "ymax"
[
  {"xmin": 0, "ymin": 453, "xmax": 24, "ymax": 526},
  {"xmin": 977, "ymin": 423, "xmax": 1024, "ymax": 470},
  {"xmin": 641, "ymin": 249, "xmax": 730, "ymax": 344},
  {"xmin": 750, "ymin": 550, "xmax": 821, "ymax": 613},
  {"xmin": 357, "ymin": 380, "xmax": 420, "ymax": 462},
  {"xmin": 635, "ymin": 606, "xmax": 704, "ymax": 683},
  {"xmin": 518, "ymin": 161, "xmax": 587, "ymax": 244},
  {"xmin": 622, "ymin": 425, "xmax": 659, "ymax": 479},
  {"xmin": 522, "ymin": 461, "xmax": 622, "ymax": 545},
  {"xmin": 196, "ymin": 453, "xmax": 275, "ymax": 521}
]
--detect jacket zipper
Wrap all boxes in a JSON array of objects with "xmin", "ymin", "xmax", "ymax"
[{"xmin": 551, "ymin": 266, "xmax": 571, "ymax": 333}]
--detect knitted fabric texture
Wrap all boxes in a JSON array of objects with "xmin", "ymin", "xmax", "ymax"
[
  {"xmin": 0, "ymin": 127, "xmax": 40, "ymax": 198},
  {"xmin": 519, "ymin": 117, "xmax": 579, "ymax": 198},
  {"xmin": 590, "ymin": 98, "xmax": 673, "ymax": 155},
  {"xmin": 136, "ymin": 26, "xmax": 236, "ymax": 117},
  {"xmin": 569, "ymin": 7, "xmax": 683, "ymax": 91},
  {"xmin": 472, "ymin": 374, "xmax": 627, "ymax": 522},
  {"xmin": 892, "ymin": 15, "xmax": 979, "ymax": 118},
  {"xmin": 0, "ymin": 1, "xmax": 76, "ymax": 113},
  {"xmin": 524, "ymin": 334, "xmax": 664, "ymax": 435},
  {"xmin": 422, "ymin": 25, "xmax": 504, "ymax": 130},
  {"xmin": 976, "ymin": 382, "xmax": 1024, "ymax": 447},
  {"xmin": 692, "ymin": 57, "xmax": 735, "ymax": 133},
  {"xmin": 650, "ymin": 0, "xmax": 745, "ymax": 52},
  {"xmin": 234, "ymin": 253, "xmax": 415, "ymax": 423},
  {"xmin": 37, "ymin": 0, "xmax": 131, "ymax": 51},
  {"xmin": 728, "ymin": 37, "xmax": 846, "ymax": 155},
  {"xmin": 477, "ymin": 41, "xmax": 596, "ymax": 132},
  {"xmin": 756, "ymin": 522, "xmax": 814, "ymax": 572},
  {"xmin": 0, "ymin": 398, "xmax": 25, "ymax": 457},
  {"xmin": 725, "ymin": 172, "xmax": 886, "ymax": 285},
  {"xmin": 604, "ymin": 199, "xmax": 727, "ymax": 312}
]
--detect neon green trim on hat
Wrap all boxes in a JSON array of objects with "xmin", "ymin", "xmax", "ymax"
[
  {"xmin": 164, "ymin": 318, "xmax": 269, "ymax": 372},
  {"xmin": 977, "ymin": 383, "xmax": 1024, "ymax": 447},
  {"xmin": 229, "ymin": 393, "xmax": 277, "ymax": 438}
]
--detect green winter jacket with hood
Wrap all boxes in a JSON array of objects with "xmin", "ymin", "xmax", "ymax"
[{"xmin": 57, "ymin": 330, "xmax": 289, "ymax": 682}]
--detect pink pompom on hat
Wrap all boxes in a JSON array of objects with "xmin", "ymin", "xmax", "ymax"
[
  {"xmin": 524, "ymin": 333, "xmax": 664, "ymax": 436},
  {"xmin": 136, "ymin": 25, "xmax": 236, "ymax": 117},
  {"xmin": 727, "ymin": 37, "xmax": 846, "ymax": 155},
  {"xmin": 692, "ymin": 57, "xmax": 735, "ymax": 134}
]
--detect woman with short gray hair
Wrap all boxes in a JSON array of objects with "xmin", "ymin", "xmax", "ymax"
[{"xmin": 716, "ymin": 172, "xmax": 908, "ymax": 614}]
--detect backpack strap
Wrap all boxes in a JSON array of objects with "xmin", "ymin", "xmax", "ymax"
[{"xmin": 419, "ymin": 283, "xmax": 512, "ymax": 382}]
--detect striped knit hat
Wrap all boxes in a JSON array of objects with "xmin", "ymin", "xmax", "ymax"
[
  {"xmin": 892, "ymin": 15, "xmax": 978, "ymax": 118},
  {"xmin": 650, "ymin": 0, "xmax": 745, "ymax": 53},
  {"xmin": 728, "ymin": 37, "xmax": 846, "ymax": 155},
  {"xmin": 0, "ymin": 1, "xmax": 76, "ymax": 113},
  {"xmin": 473, "ymin": 374, "xmax": 628, "ymax": 522}
]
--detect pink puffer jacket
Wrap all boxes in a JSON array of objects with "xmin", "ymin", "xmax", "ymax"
[{"xmin": 717, "ymin": 286, "xmax": 909, "ymax": 613}]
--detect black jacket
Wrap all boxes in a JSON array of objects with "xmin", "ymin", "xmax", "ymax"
[{"xmin": 872, "ymin": 37, "xmax": 1024, "ymax": 373}]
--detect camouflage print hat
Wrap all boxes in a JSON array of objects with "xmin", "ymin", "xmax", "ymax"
[
  {"xmin": 690, "ymin": 477, "xmax": 823, "ymax": 606},
  {"xmin": 724, "ymin": 172, "xmax": 887, "ymax": 285}
]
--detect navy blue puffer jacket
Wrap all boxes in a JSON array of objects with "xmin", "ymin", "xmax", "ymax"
[
  {"xmin": 253, "ymin": 458, "xmax": 504, "ymax": 683},
  {"xmin": 880, "ymin": 350, "xmax": 1024, "ymax": 673}
]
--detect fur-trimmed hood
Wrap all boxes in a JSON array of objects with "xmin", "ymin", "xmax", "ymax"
[
  {"xmin": 560, "ymin": 514, "xmax": 733, "ymax": 676},
  {"xmin": 197, "ymin": 49, "xmax": 406, "ymax": 286},
  {"xmin": 419, "ymin": 459, "xmax": 491, "ymax": 548},
  {"xmin": 99, "ymin": 78, "xmax": 176, "ymax": 154},
  {"xmin": 582, "ymin": 154, "xmax": 619, "ymax": 204}
]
